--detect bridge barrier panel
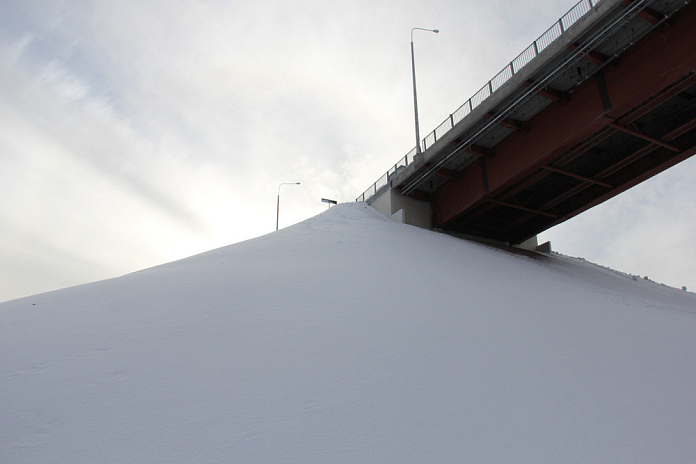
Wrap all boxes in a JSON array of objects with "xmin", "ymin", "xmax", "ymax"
[
  {"xmin": 512, "ymin": 44, "xmax": 537, "ymax": 73},
  {"xmin": 452, "ymin": 100, "xmax": 472, "ymax": 126},
  {"xmin": 562, "ymin": 0, "xmax": 594, "ymax": 31},
  {"xmin": 536, "ymin": 22, "xmax": 563, "ymax": 53},
  {"xmin": 491, "ymin": 64, "xmax": 514, "ymax": 93},
  {"xmin": 434, "ymin": 116, "xmax": 454, "ymax": 142},
  {"xmin": 424, "ymin": 131, "xmax": 437, "ymax": 150},
  {"xmin": 471, "ymin": 84, "xmax": 492, "ymax": 110}
]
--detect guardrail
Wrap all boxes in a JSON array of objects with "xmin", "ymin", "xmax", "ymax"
[{"xmin": 357, "ymin": 0, "xmax": 602, "ymax": 203}]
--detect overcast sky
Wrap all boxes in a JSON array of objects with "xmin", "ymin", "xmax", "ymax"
[{"xmin": 1, "ymin": 0, "xmax": 694, "ymax": 303}]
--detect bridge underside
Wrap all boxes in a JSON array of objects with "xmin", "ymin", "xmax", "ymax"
[{"xmin": 404, "ymin": 2, "xmax": 696, "ymax": 244}]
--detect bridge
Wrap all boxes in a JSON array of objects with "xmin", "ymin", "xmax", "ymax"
[{"xmin": 358, "ymin": 0, "xmax": 696, "ymax": 249}]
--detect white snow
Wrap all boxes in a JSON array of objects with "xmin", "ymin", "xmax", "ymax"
[{"xmin": 2, "ymin": 202, "xmax": 696, "ymax": 462}]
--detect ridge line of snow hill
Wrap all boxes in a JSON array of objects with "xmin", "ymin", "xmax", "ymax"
[{"xmin": 1, "ymin": 202, "xmax": 696, "ymax": 462}]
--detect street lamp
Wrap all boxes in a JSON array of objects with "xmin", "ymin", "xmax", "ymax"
[
  {"xmin": 411, "ymin": 27, "xmax": 439, "ymax": 154},
  {"xmin": 276, "ymin": 182, "xmax": 300, "ymax": 231}
]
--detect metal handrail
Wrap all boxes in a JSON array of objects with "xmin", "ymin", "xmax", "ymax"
[{"xmin": 357, "ymin": 0, "xmax": 601, "ymax": 202}]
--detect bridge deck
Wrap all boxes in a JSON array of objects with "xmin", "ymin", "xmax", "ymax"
[{"xmin": 365, "ymin": 0, "xmax": 696, "ymax": 244}]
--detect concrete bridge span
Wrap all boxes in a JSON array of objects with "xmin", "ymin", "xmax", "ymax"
[{"xmin": 361, "ymin": 0, "xmax": 696, "ymax": 248}]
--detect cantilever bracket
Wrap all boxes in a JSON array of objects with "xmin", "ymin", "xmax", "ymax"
[
  {"xmin": 568, "ymin": 43, "xmax": 609, "ymax": 66},
  {"xmin": 484, "ymin": 112, "xmax": 529, "ymax": 131}
]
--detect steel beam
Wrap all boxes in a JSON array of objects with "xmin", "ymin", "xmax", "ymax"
[
  {"xmin": 465, "ymin": 145, "xmax": 490, "ymax": 157},
  {"xmin": 486, "ymin": 198, "xmax": 558, "ymax": 218},
  {"xmin": 541, "ymin": 166, "xmax": 614, "ymax": 188},
  {"xmin": 567, "ymin": 43, "xmax": 608, "ymax": 66},
  {"xmin": 524, "ymin": 80, "xmax": 568, "ymax": 101},
  {"xmin": 607, "ymin": 122, "xmax": 680, "ymax": 151},
  {"xmin": 434, "ymin": 5, "xmax": 696, "ymax": 228},
  {"xmin": 622, "ymin": 0, "xmax": 664, "ymax": 24},
  {"xmin": 485, "ymin": 112, "xmax": 528, "ymax": 131},
  {"xmin": 663, "ymin": 114, "xmax": 696, "ymax": 141},
  {"xmin": 616, "ymin": 72, "xmax": 696, "ymax": 125}
]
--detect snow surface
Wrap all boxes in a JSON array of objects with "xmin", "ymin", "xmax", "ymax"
[{"xmin": 2, "ymin": 202, "xmax": 696, "ymax": 462}]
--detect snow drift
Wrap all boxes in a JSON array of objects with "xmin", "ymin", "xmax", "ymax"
[{"xmin": 2, "ymin": 202, "xmax": 696, "ymax": 462}]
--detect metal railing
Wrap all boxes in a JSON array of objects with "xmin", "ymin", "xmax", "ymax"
[
  {"xmin": 356, "ymin": 148, "xmax": 414, "ymax": 202},
  {"xmin": 357, "ymin": 0, "xmax": 602, "ymax": 202}
]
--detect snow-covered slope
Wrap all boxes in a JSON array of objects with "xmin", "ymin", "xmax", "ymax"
[{"xmin": 2, "ymin": 202, "xmax": 695, "ymax": 462}]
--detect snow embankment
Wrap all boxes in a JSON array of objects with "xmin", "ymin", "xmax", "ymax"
[{"xmin": 2, "ymin": 202, "xmax": 695, "ymax": 462}]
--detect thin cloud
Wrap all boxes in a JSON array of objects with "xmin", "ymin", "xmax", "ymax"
[{"xmin": 1, "ymin": 0, "xmax": 693, "ymax": 302}]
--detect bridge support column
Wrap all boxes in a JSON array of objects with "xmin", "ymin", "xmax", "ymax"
[
  {"xmin": 369, "ymin": 186, "xmax": 552, "ymax": 252},
  {"xmin": 368, "ymin": 187, "xmax": 432, "ymax": 229}
]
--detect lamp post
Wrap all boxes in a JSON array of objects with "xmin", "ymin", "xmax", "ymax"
[
  {"xmin": 276, "ymin": 182, "xmax": 300, "ymax": 231},
  {"xmin": 411, "ymin": 27, "xmax": 439, "ymax": 154},
  {"xmin": 321, "ymin": 198, "xmax": 337, "ymax": 209}
]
